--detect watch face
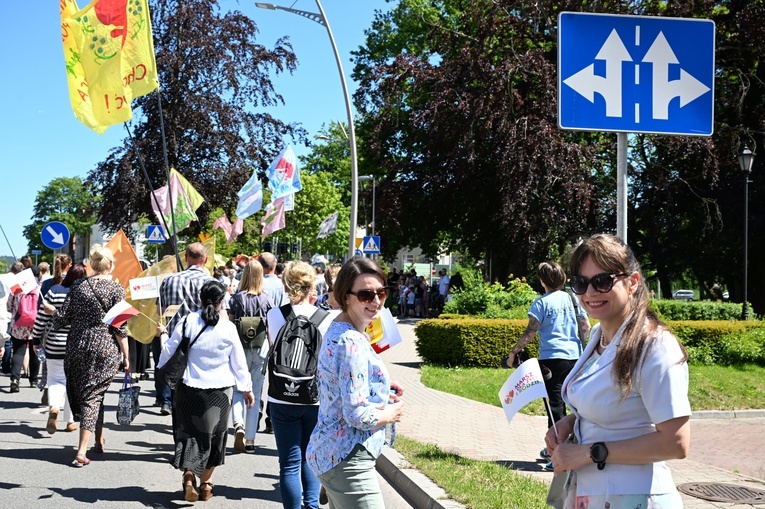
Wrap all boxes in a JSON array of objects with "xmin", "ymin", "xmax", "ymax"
[{"xmin": 591, "ymin": 443, "xmax": 608, "ymax": 462}]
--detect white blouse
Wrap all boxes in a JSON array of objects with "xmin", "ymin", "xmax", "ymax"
[{"xmin": 158, "ymin": 312, "xmax": 252, "ymax": 392}]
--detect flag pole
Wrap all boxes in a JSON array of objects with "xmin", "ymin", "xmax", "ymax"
[
  {"xmin": 123, "ymin": 123, "xmax": 182, "ymax": 270},
  {"xmin": 0, "ymin": 222, "xmax": 17, "ymax": 261},
  {"xmin": 154, "ymin": 88, "xmax": 183, "ymax": 266},
  {"xmin": 543, "ymin": 397, "xmax": 559, "ymax": 439}
]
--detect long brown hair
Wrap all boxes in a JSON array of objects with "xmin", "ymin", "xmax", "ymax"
[
  {"xmin": 53, "ymin": 254, "xmax": 72, "ymax": 285},
  {"xmin": 569, "ymin": 234, "xmax": 687, "ymax": 397}
]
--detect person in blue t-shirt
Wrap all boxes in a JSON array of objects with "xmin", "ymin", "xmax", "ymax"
[{"xmin": 505, "ymin": 261, "xmax": 590, "ymax": 459}]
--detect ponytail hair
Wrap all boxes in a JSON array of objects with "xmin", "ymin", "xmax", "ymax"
[
  {"xmin": 53, "ymin": 254, "xmax": 72, "ymax": 285},
  {"xmin": 200, "ymin": 280, "xmax": 226, "ymax": 326}
]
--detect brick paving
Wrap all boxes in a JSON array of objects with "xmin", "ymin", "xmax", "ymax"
[{"xmin": 381, "ymin": 319, "xmax": 765, "ymax": 508}]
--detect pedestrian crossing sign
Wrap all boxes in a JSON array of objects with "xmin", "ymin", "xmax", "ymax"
[
  {"xmin": 362, "ymin": 236, "xmax": 380, "ymax": 254},
  {"xmin": 147, "ymin": 225, "xmax": 166, "ymax": 244}
]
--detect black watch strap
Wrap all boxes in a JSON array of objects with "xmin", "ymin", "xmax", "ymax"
[{"xmin": 590, "ymin": 442, "xmax": 608, "ymax": 470}]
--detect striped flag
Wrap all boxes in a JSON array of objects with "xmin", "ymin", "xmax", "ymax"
[
  {"xmin": 261, "ymin": 197, "xmax": 286, "ymax": 238},
  {"xmin": 103, "ymin": 300, "xmax": 141, "ymax": 328}
]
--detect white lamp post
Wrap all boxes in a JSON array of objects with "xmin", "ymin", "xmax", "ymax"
[
  {"xmin": 255, "ymin": 1, "xmax": 359, "ymax": 260},
  {"xmin": 738, "ymin": 146, "xmax": 755, "ymax": 320},
  {"xmin": 358, "ymin": 175, "xmax": 375, "ymax": 238}
]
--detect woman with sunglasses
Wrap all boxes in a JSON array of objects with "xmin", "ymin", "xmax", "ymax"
[
  {"xmin": 307, "ymin": 257, "xmax": 404, "ymax": 509},
  {"xmin": 265, "ymin": 261, "xmax": 337, "ymax": 509},
  {"xmin": 546, "ymin": 234, "xmax": 690, "ymax": 508},
  {"xmin": 505, "ymin": 261, "xmax": 590, "ymax": 467}
]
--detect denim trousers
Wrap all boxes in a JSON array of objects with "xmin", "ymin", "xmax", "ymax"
[
  {"xmin": 231, "ymin": 347, "xmax": 266, "ymax": 440},
  {"xmin": 270, "ymin": 402, "xmax": 320, "ymax": 509},
  {"xmin": 151, "ymin": 336, "xmax": 171, "ymax": 406}
]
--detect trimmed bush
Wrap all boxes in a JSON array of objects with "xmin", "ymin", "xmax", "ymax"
[
  {"xmin": 669, "ymin": 320, "xmax": 764, "ymax": 365},
  {"xmin": 415, "ymin": 318, "xmax": 536, "ymax": 367},
  {"xmin": 414, "ymin": 317, "xmax": 765, "ymax": 367},
  {"xmin": 651, "ymin": 300, "xmax": 747, "ymax": 321}
]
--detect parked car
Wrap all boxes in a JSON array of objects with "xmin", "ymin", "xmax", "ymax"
[{"xmin": 673, "ymin": 290, "xmax": 695, "ymax": 301}]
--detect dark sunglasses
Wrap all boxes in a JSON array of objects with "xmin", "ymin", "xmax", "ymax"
[
  {"xmin": 569, "ymin": 273, "xmax": 628, "ymax": 295},
  {"xmin": 348, "ymin": 287, "xmax": 389, "ymax": 303}
]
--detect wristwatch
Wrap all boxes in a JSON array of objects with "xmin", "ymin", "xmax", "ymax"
[{"xmin": 589, "ymin": 442, "xmax": 608, "ymax": 470}]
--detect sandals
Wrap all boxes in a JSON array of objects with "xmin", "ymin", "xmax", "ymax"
[
  {"xmin": 183, "ymin": 471, "xmax": 199, "ymax": 502},
  {"xmin": 200, "ymin": 482, "xmax": 214, "ymax": 501},
  {"xmin": 72, "ymin": 453, "xmax": 90, "ymax": 468},
  {"xmin": 46, "ymin": 409, "xmax": 59, "ymax": 435}
]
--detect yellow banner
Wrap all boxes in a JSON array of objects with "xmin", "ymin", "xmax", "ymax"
[
  {"xmin": 126, "ymin": 255, "xmax": 178, "ymax": 344},
  {"xmin": 61, "ymin": 0, "xmax": 159, "ymax": 133}
]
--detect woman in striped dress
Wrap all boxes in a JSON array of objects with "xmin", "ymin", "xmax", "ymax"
[{"xmin": 34, "ymin": 263, "xmax": 87, "ymax": 434}]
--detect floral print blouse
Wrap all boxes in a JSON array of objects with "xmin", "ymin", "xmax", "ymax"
[{"xmin": 306, "ymin": 320, "xmax": 391, "ymax": 477}]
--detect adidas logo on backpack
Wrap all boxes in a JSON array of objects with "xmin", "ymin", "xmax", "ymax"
[{"xmin": 263, "ymin": 305, "xmax": 329, "ymax": 405}]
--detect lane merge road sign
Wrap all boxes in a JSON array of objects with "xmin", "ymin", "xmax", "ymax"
[
  {"xmin": 40, "ymin": 221, "xmax": 71, "ymax": 250},
  {"xmin": 558, "ymin": 12, "xmax": 715, "ymax": 136}
]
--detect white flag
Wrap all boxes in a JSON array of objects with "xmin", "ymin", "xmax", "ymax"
[
  {"xmin": 498, "ymin": 358, "xmax": 549, "ymax": 424},
  {"xmin": 316, "ymin": 212, "xmax": 339, "ymax": 239}
]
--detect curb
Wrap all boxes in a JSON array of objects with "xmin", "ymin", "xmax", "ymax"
[
  {"xmin": 692, "ymin": 409, "xmax": 765, "ymax": 419},
  {"xmin": 377, "ymin": 447, "xmax": 466, "ymax": 509}
]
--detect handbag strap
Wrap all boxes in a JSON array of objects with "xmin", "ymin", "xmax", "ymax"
[
  {"xmin": 567, "ymin": 291, "xmax": 585, "ymax": 352},
  {"xmin": 122, "ymin": 371, "xmax": 132, "ymax": 389},
  {"xmin": 86, "ymin": 277, "xmax": 110, "ymax": 315}
]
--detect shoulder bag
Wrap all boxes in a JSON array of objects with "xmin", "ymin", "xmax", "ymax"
[
  {"xmin": 156, "ymin": 317, "xmax": 209, "ymax": 391},
  {"xmin": 545, "ymin": 434, "xmax": 577, "ymax": 508}
]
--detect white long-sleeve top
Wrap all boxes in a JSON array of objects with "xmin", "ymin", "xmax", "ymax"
[{"xmin": 158, "ymin": 311, "xmax": 252, "ymax": 392}]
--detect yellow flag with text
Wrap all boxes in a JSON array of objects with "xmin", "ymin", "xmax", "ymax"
[{"xmin": 61, "ymin": 0, "xmax": 159, "ymax": 133}]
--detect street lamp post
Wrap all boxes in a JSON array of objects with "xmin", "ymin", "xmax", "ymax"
[
  {"xmin": 358, "ymin": 175, "xmax": 375, "ymax": 238},
  {"xmin": 738, "ymin": 146, "xmax": 755, "ymax": 320},
  {"xmin": 255, "ymin": 1, "xmax": 359, "ymax": 260}
]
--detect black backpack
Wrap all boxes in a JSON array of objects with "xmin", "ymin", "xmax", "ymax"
[{"xmin": 263, "ymin": 305, "xmax": 329, "ymax": 405}]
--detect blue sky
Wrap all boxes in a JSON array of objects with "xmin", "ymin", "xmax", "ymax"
[{"xmin": 0, "ymin": 0, "xmax": 389, "ymax": 259}]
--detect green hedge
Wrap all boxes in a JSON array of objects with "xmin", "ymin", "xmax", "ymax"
[
  {"xmin": 414, "ymin": 318, "xmax": 536, "ymax": 367},
  {"xmin": 414, "ymin": 318, "xmax": 765, "ymax": 367},
  {"xmin": 650, "ymin": 300, "xmax": 747, "ymax": 321}
]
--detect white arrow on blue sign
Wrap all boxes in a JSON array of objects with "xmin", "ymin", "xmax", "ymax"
[
  {"xmin": 558, "ymin": 12, "xmax": 715, "ymax": 136},
  {"xmin": 40, "ymin": 221, "xmax": 71, "ymax": 250}
]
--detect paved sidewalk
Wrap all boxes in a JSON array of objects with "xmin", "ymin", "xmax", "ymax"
[{"xmin": 379, "ymin": 319, "xmax": 765, "ymax": 508}]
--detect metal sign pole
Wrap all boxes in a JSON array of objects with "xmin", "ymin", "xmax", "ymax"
[{"xmin": 616, "ymin": 132, "xmax": 628, "ymax": 243}]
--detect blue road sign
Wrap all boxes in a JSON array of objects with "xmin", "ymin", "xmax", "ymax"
[
  {"xmin": 31, "ymin": 249, "xmax": 42, "ymax": 255},
  {"xmin": 362, "ymin": 236, "xmax": 381, "ymax": 255},
  {"xmin": 40, "ymin": 221, "xmax": 70, "ymax": 250},
  {"xmin": 146, "ymin": 225, "xmax": 166, "ymax": 244},
  {"xmin": 558, "ymin": 12, "xmax": 715, "ymax": 136},
  {"xmin": 355, "ymin": 249, "xmax": 363, "ymax": 257}
]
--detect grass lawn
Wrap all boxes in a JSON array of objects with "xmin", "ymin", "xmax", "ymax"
[
  {"xmin": 420, "ymin": 363, "xmax": 765, "ymax": 412},
  {"xmin": 394, "ymin": 435, "xmax": 550, "ymax": 509}
]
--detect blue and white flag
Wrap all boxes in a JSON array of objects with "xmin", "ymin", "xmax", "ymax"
[
  {"xmin": 235, "ymin": 172, "xmax": 263, "ymax": 220},
  {"xmin": 266, "ymin": 145, "xmax": 302, "ymax": 200}
]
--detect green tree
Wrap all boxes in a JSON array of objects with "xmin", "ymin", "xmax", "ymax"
[
  {"xmin": 354, "ymin": 0, "xmax": 610, "ymax": 277},
  {"xmin": 300, "ymin": 122, "xmax": 354, "ymax": 205},
  {"xmin": 86, "ymin": 0, "xmax": 304, "ymax": 249},
  {"xmin": 23, "ymin": 177, "xmax": 99, "ymax": 261}
]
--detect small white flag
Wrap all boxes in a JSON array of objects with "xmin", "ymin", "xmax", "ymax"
[{"xmin": 498, "ymin": 358, "xmax": 549, "ymax": 424}]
